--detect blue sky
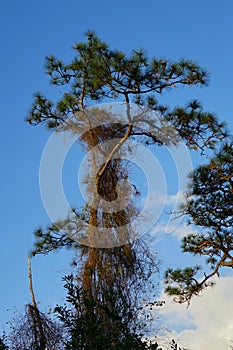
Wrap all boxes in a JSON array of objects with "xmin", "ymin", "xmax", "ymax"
[{"xmin": 1, "ymin": 0, "xmax": 233, "ymax": 347}]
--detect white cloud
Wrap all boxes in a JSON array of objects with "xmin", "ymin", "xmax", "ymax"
[
  {"xmin": 164, "ymin": 191, "xmax": 186, "ymax": 206},
  {"xmin": 141, "ymin": 190, "xmax": 200, "ymax": 240},
  {"xmin": 141, "ymin": 190, "xmax": 190, "ymax": 238},
  {"xmin": 145, "ymin": 190, "xmax": 186, "ymax": 209},
  {"xmin": 158, "ymin": 276, "xmax": 233, "ymax": 350},
  {"xmin": 152, "ymin": 221, "xmax": 196, "ymax": 240}
]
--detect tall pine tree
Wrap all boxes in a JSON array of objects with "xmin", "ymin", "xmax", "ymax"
[{"xmin": 27, "ymin": 31, "xmax": 226, "ymax": 347}]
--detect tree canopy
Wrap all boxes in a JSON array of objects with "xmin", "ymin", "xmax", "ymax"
[
  {"xmin": 165, "ymin": 142, "xmax": 233, "ymax": 304},
  {"xmin": 26, "ymin": 30, "xmax": 225, "ymax": 152}
]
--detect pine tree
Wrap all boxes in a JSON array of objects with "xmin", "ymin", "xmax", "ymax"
[
  {"xmin": 26, "ymin": 30, "xmax": 227, "ymax": 347},
  {"xmin": 165, "ymin": 142, "xmax": 233, "ymax": 304}
]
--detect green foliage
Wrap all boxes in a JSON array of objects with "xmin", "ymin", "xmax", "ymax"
[
  {"xmin": 30, "ymin": 206, "xmax": 91, "ymax": 256},
  {"xmin": 55, "ymin": 275, "xmax": 186, "ymax": 350},
  {"xmin": 164, "ymin": 266, "xmax": 214, "ymax": 304},
  {"xmin": 165, "ymin": 100, "xmax": 227, "ymax": 152},
  {"xmin": 165, "ymin": 142, "xmax": 233, "ymax": 304},
  {"xmin": 0, "ymin": 336, "xmax": 8, "ymax": 350},
  {"xmin": 26, "ymin": 30, "xmax": 226, "ymax": 153},
  {"xmin": 55, "ymin": 274, "xmax": 158, "ymax": 349}
]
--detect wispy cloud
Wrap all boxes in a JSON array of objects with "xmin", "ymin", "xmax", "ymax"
[
  {"xmin": 164, "ymin": 191, "xmax": 186, "ymax": 206},
  {"xmin": 140, "ymin": 190, "xmax": 197, "ymax": 241},
  {"xmin": 158, "ymin": 276, "xmax": 233, "ymax": 350},
  {"xmin": 145, "ymin": 190, "xmax": 186, "ymax": 209},
  {"xmin": 152, "ymin": 221, "xmax": 197, "ymax": 240}
]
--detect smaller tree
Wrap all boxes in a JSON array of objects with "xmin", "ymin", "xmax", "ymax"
[
  {"xmin": 55, "ymin": 274, "xmax": 149, "ymax": 349},
  {"xmin": 55, "ymin": 274, "xmax": 188, "ymax": 350},
  {"xmin": 6, "ymin": 306, "xmax": 65, "ymax": 350},
  {"xmin": 165, "ymin": 142, "xmax": 233, "ymax": 304},
  {"xmin": 5, "ymin": 257, "xmax": 66, "ymax": 349}
]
